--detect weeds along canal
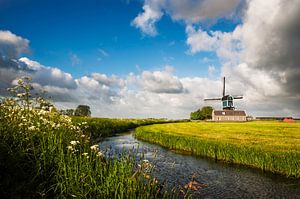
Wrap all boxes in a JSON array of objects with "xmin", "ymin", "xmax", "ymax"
[{"xmin": 99, "ymin": 132, "xmax": 300, "ymax": 198}]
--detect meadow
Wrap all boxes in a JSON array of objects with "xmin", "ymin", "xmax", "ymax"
[
  {"xmin": 0, "ymin": 78, "xmax": 171, "ymax": 198},
  {"xmin": 135, "ymin": 121, "xmax": 300, "ymax": 178}
]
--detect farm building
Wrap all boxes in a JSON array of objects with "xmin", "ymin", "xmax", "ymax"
[{"xmin": 212, "ymin": 110, "xmax": 246, "ymax": 121}]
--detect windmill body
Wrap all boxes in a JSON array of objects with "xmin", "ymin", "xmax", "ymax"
[{"xmin": 204, "ymin": 77, "xmax": 246, "ymax": 121}]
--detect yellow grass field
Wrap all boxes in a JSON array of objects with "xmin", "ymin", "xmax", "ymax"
[{"xmin": 135, "ymin": 121, "xmax": 300, "ymax": 177}]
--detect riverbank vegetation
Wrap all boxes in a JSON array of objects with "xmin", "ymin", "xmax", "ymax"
[
  {"xmin": 0, "ymin": 77, "xmax": 169, "ymax": 198},
  {"xmin": 72, "ymin": 117, "xmax": 179, "ymax": 143},
  {"xmin": 135, "ymin": 121, "xmax": 300, "ymax": 178}
]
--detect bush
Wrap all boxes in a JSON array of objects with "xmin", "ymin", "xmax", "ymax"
[{"xmin": 190, "ymin": 106, "xmax": 213, "ymax": 120}]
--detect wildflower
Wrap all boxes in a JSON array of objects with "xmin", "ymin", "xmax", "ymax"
[
  {"xmin": 17, "ymin": 93, "xmax": 26, "ymax": 97},
  {"xmin": 67, "ymin": 146, "xmax": 73, "ymax": 150},
  {"xmin": 90, "ymin": 144, "xmax": 99, "ymax": 151},
  {"xmin": 70, "ymin": 140, "xmax": 80, "ymax": 145},
  {"xmin": 96, "ymin": 151, "xmax": 103, "ymax": 157},
  {"xmin": 82, "ymin": 152, "xmax": 88, "ymax": 156},
  {"xmin": 28, "ymin": 126, "xmax": 35, "ymax": 131}
]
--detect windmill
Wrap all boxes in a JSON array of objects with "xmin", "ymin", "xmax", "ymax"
[{"xmin": 204, "ymin": 77, "xmax": 243, "ymax": 110}]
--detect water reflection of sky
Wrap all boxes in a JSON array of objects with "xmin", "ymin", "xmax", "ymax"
[{"xmin": 99, "ymin": 133, "xmax": 300, "ymax": 198}]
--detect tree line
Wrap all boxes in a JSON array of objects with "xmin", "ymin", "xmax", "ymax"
[{"xmin": 60, "ymin": 105, "xmax": 91, "ymax": 117}]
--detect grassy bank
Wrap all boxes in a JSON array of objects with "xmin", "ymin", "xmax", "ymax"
[
  {"xmin": 72, "ymin": 117, "xmax": 179, "ymax": 143},
  {"xmin": 0, "ymin": 78, "xmax": 168, "ymax": 198},
  {"xmin": 135, "ymin": 121, "xmax": 300, "ymax": 177}
]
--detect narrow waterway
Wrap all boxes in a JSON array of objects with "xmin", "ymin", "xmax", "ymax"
[{"xmin": 99, "ymin": 132, "xmax": 300, "ymax": 198}]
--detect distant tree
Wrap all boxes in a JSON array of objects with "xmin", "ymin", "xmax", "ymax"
[
  {"xmin": 60, "ymin": 109, "xmax": 75, "ymax": 116},
  {"xmin": 74, "ymin": 105, "xmax": 91, "ymax": 117},
  {"xmin": 200, "ymin": 106, "xmax": 213, "ymax": 120},
  {"xmin": 190, "ymin": 109, "xmax": 202, "ymax": 120},
  {"xmin": 190, "ymin": 106, "xmax": 213, "ymax": 120}
]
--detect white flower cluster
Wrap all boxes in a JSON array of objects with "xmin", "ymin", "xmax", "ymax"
[
  {"xmin": 0, "ymin": 77, "xmax": 88, "ymax": 145},
  {"xmin": 90, "ymin": 144, "xmax": 103, "ymax": 157}
]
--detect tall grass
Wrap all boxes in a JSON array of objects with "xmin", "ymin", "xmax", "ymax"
[
  {"xmin": 135, "ymin": 122, "xmax": 300, "ymax": 178},
  {"xmin": 72, "ymin": 117, "xmax": 177, "ymax": 143},
  {"xmin": 0, "ymin": 77, "xmax": 168, "ymax": 198}
]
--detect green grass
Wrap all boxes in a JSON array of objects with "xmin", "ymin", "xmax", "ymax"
[
  {"xmin": 135, "ymin": 121, "xmax": 300, "ymax": 178},
  {"xmin": 72, "ymin": 117, "xmax": 180, "ymax": 143}
]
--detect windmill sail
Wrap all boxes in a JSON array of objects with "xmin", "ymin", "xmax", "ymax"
[
  {"xmin": 223, "ymin": 77, "xmax": 225, "ymax": 97},
  {"xmin": 233, "ymin": 95, "xmax": 243, "ymax": 99},
  {"xmin": 204, "ymin": 98, "xmax": 222, "ymax": 101}
]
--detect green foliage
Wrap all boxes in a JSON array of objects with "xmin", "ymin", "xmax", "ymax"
[
  {"xmin": 135, "ymin": 122, "xmax": 300, "ymax": 178},
  {"xmin": 75, "ymin": 105, "xmax": 91, "ymax": 117},
  {"xmin": 60, "ymin": 109, "xmax": 75, "ymax": 116},
  {"xmin": 190, "ymin": 106, "xmax": 213, "ymax": 120},
  {"xmin": 0, "ymin": 77, "xmax": 169, "ymax": 198}
]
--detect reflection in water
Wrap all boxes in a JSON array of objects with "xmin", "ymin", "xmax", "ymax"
[{"xmin": 99, "ymin": 132, "xmax": 300, "ymax": 198}]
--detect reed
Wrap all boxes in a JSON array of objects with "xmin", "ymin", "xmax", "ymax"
[{"xmin": 135, "ymin": 121, "xmax": 300, "ymax": 178}]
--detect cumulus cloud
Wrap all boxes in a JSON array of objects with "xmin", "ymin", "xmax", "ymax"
[
  {"xmin": 165, "ymin": 0, "xmax": 241, "ymax": 23},
  {"xmin": 132, "ymin": 0, "xmax": 242, "ymax": 35},
  {"xmin": 19, "ymin": 57, "xmax": 77, "ymax": 90},
  {"xmin": 133, "ymin": 66, "xmax": 184, "ymax": 94},
  {"xmin": 0, "ymin": 31, "xmax": 77, "ymax": 97},
  {"xmin": 131, "ymin": 0, "xmax": 164, "ymax": 36},
  {"xmin": 184, "ymin": 0, "xmax": 300, "ymax": 117},
  {"xmin": 240, "ymin": 0, "xmax": 300, "ymax": 95},
  {"xmin": 186, "ymin": 25, "xmax": 242, "ymax": 62},
  {"xmin": 0, "ymin": 30, "xmax": 29, "ymax": 59}
]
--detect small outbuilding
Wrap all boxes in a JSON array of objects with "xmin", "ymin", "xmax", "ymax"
[
  {"xmin": 212, "ymin": 110, "xmax": 246, "ymax": 122},
  {"xmin": 283, "ymin": 117, "xmax": 295, "ymax": 122}
]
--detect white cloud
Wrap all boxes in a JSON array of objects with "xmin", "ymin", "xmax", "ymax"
[
  {"xmin": 131, "ymin": 2, "xmax": 163, "ymax": 36},
  {"xmin": 186, "ymin": 26, "xmax": 217, "ymax": 53},
  {"xmin": 132, "ymin": 0, "xmax": 242, "ymax": 36},
  {"xmin": 20, "ymin": 58, "xmax": 77, "ymax": 89},
  {"xmin": 19, "ymin": 57, "xmax": 42, "ymax": 70},
  {"xmin": 134, "ymin": 66, "xmax": 184, "ymax": 93},
  {"xmin": 91, "ymin": 73, "xmax": 125, "ymax": 88},
  {"xmin": 166, "ymin": 0, "xmax": 241, "ymax": 24},
  {"xmin": 186, "ymin": 25, "xmax": 242, "ymax": 62},
  {"xmin": 0, "ymin": 30, "xmax": 29, "ymax": 59}
]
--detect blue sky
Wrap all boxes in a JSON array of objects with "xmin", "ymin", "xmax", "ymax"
[
  {"xmin": 1, "ymin": 0, "xmax": 299, "ymax": 118},
  {"xmin": 0, "ymin": 0, "xmax": 235, "ymax": 78}
]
